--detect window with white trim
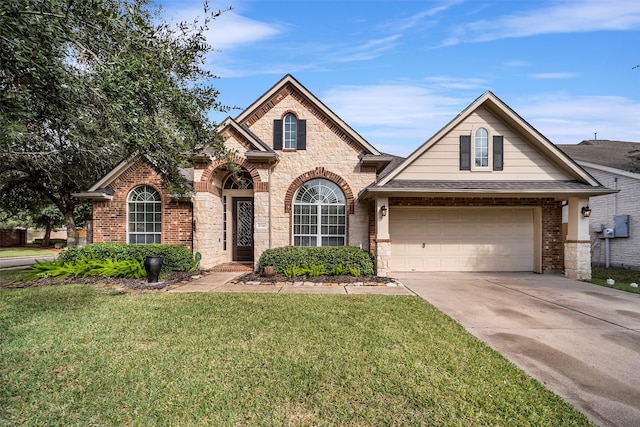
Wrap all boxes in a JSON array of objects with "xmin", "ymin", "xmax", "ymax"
[
  {"xmin": 127, "ymin": 185, "xmax": 161, "ymax": 244},
  {"xmin": 284, "ymin": 114, "xmax": 297, "ymax": 149},
  {"xmin": 474, "ymin": 127, "xmax": 489, "ymax": 168},
  {"xmin": 293, "ymin": 179, "xmax": 346, "ymax": 247}
]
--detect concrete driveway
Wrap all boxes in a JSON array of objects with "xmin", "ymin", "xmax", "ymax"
[{"xmin": 394, "ymin": 272, "xmax": 640, "ymax": 427}]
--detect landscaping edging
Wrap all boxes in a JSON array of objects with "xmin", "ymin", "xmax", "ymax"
[{"xmin": 229, "ymin": 273, "xmax": 403, "ymax": 287}]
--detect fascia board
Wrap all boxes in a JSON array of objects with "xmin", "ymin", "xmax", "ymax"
[
  {"xmin": 577, "ymin": 161, "xmax": 640, "ymax": 181},
  {"xmin": 88, "ymin": 154, "xmax": 140, "ymax": 191},
  {"xmin": 219, "ymin": 118, "xmax": 270, "ymax": 153}
]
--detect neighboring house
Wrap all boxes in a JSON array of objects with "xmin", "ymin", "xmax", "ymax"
[
  {"xmin": 75, "ymin": 75, "xmax": 612, "ymax": 279},
  {"xmin": 558, "ymin": 140, "xmax": 639, "ymax": 269}
]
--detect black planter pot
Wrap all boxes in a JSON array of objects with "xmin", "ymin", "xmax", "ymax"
[{"xmin": 144, "ymin": 255, "xmax": 163, "ymax": 283}]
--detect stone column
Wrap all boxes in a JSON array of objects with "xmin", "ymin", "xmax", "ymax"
[
  {"xmin": 193, "ymin": 192, "xmax": 221, "ymax": 269},
  {"xmin": 253, "ymin": 191, "xmax": 270, "ymax": 270},
  {"xmin": 374, "ymin": 197, "xmax": 391, "ymax": 276},
  {"xmin": 564, "ymin": 196, "xmax": 592, "ymax": 280}
]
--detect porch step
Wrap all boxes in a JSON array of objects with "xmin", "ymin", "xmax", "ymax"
[{"xmin": 211, "ymin": 262, "xmax": 254, "ymax": 273}]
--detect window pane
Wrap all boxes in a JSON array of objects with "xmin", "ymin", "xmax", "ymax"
[
  {"xmin": 284, "ymin": 114, "xmax": 297, "ymax": 149},
  {"xmin": 128, "ymin": 185, "xmax": 161, "ymax": 245},
  {"xmin": 293, "ymin": 179, "xmax": 346, "ymax": 247},
  {"xmin": 322, "ymin": 236, "xmax": 345, "ymax": 246}
]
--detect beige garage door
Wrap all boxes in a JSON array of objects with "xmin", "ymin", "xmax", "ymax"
[{"xmin": 390, "ymin": 207, "xmax": 534, "ymax": 272}]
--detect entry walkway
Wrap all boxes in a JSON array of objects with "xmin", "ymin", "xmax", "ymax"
[{"xmin": 169, "ymin": 271, "xmax": 415, "ymax": 296}]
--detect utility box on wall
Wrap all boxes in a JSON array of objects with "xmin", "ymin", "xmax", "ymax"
[
  {"xmin": 603, "ymin": 228, "xmax": 615, "ymax": 238},
  {"xmin": 614, "ymin": 215, "xmax": 630, "ymax": 238}
]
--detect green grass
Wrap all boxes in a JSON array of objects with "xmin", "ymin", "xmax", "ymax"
[
  {"xmin": 0, "ymin": 286, "xmax": 592, "ymax": 426},
  {"xmin": 0, "ymin": 247, "xmax": 58, "ymax": 258},
  {"xmin": 0, "ymin": 268, "xmax": 30, "ymax": 284},
  {"xmin": 591, "ymin": 266, "xmax": 640, "ymax": 294}
]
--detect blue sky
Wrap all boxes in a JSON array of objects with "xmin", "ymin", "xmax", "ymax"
[{"xmin": 160, "ymin": 0, "xmax": 640, "ymax": 157}]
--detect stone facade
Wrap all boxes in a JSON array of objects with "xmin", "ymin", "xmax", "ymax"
[
  {"xmin": 191, "ymin": 84, "xmax": 377, "ymax": 268},
  {"xmin": 564, "ymin": 241, "xmax": 592, "ymax": 280}
]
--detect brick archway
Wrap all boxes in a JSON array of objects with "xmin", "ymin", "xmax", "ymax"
[
  {"xmin": 284, "ymin": 167, "xmax": 355, "ymax": 214},
  {"xmin": 196, "ymin": 154, "xmax": 266, "ymax": 195}
]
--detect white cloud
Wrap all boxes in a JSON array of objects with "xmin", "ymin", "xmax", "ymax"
[
  {"xmin": 331, "ymin": 35, "xmax": 402, "ymax": 63},
  {"xmin": 423, "ymin": 76, "xmax": 490, "ymax": 90},
  {"xmin": 161, "ymin": 5, "xmax": 283, "ymax": 51},
  {"xmin": 445, "ymin": 1, "xmax": 640, "ymax": 45},
  {"xmin": 322, "ymin": 83, "xmax": 469, "ymax": 156},
  {"xmin": 529, "ymin": 72, "xmax": 577, "ymax": 79},
  {"xmin": 392, "ymin": 0, "xmax": 463, "ymax": 31},
  {"xmin": 517, "ymin": 94, "xmax": 640, "ymax": 144}
]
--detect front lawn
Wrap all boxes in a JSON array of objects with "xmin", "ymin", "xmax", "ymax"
[
  {"xmin": 0, "ymin": 286, "xmax": 591, "ymax": 425},
  {"xmin": 591, "ymin": 266, "xmax": 640, "ymax": 294}
]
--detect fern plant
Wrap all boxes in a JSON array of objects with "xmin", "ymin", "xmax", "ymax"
[{"xmin": 307, "ymin": 264, "xmax": 327, "ymax": 277}]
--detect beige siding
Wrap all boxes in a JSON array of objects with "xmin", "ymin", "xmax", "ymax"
[{"xmin": 396, "ymin": 107, "xmax": 573, "ymax": 181}]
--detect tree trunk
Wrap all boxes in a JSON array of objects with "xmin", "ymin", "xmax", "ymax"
[
  {"xmin": 64, "ymin": 210, "xmax": 77, "ymax": 248},
  {"xmin": 42, "ymin": 219, "xmax": 53, "ymax": 246}
]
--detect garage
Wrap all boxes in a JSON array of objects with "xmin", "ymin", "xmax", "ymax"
[{"xmin": 389, "ymin": 207, "xmax": 536, "ymax": 272}]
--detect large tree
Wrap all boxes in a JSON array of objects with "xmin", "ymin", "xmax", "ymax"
[{"xmin": 0, "ymin": 0, "xmax": 226, "ymax": 247}]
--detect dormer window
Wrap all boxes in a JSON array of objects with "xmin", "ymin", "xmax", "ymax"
[
  {"xmin": 474, "ymin": 127, "xmax": 489, "ymax": 168},
  {"xmin": 284, "ymin": 114, "xmax": 297, "ymax": 149}
]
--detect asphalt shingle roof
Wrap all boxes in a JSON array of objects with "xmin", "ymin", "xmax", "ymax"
[{"xmin": 557, "ymin": 140, "xmax": 640, "ymax": 172}]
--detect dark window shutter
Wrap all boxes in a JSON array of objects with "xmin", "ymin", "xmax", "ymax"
[
  {"xmin": 459, "ymin": 135, "xmax": 471, "ymax": 170},
  {"xmin": 273, "ymin": 119, "xmax": 283, "ymax": 150},
  {"xmin": 297, "ymin": 120, "xmax": 306, "ymax": 150},
  {"xmin": 493, "ymin": 135, "xmax": 504, "ymax": 171}
]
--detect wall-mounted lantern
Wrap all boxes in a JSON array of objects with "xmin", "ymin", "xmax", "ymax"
[
  {"xmin": 380, "ymin": 205, "xmax": 388, "ymax": 217},
  {"xmin": 581, "ymin": 206, "xmax": 592, "ymax": 218}
]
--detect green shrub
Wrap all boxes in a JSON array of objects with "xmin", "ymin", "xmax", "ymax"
[
  {"xmin": 61, "ymin": 243, "xmax": 197, "ymax": 272},
  {"xmin": 259, "ymin": 246, "xmax": 375, "ymax": 276}
]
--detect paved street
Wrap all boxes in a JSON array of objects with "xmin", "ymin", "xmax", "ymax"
[{"xmin": 0, "ymin": 255, "xmax": 57, "ymax": 269}]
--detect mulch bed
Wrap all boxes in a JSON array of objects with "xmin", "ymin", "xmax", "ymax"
[
  {"xmin": 2, "ymin": 271, "xmax": 398, "ymax": 291},
  {"xmin": 234, "ymin": 272, "xmax": 396, "ymax": 285},
  {"xmin": 1, "ymin": 271, "xmax": 196, "ymax": 291}
]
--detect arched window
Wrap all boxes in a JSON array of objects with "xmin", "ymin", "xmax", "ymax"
[
  {"xmin": 127, "ymin": 185, "xmax": 161, "ymax": 244},
  {"xmin": 284, "ymin": 113, "xmax": 297, "ymax": 149},
  {"xmin": 474, "ymin": 127, "xmax": 489, "ymax": 168},
  {"xmin": 293, "ymin": 179, "xmax": 346, "ymax": 246},
  {"xmin": 223, "ymin": 171, "xmax": 254, "ymax": 190}
]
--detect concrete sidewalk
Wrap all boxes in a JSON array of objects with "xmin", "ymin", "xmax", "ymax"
[{"xmin": 169, "ymin": 272, "xmax": 416, "ymax": 295}]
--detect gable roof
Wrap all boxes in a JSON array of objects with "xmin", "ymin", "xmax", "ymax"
[
  {"xmin": 235, "ymin": 74, "xmax": 381, "ymax": 156},
  {"xmin": 557, "ymin": 140, "xmax": 640, "ymax": 172},
  {"xmin": 218, "ymin": 117, "xmax": 273, "ymax": 153},
  {"xmin": 375, "ymin": 91, "xmax": 601, "ymax": 187}
]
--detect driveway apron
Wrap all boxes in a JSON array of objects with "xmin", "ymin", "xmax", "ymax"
[{"xmin": 395, "ymin": 272, "xmax": 640, "ymax": 427}]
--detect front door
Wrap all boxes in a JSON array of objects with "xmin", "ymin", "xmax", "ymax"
[{"xmin": 232, "ymin": 197, "xmax": 254, "ymax": 262}]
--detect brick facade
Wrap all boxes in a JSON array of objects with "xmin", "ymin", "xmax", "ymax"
[{"xmin": 92, "ymin": 161, "xmax": 193, "ymax": 248}]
